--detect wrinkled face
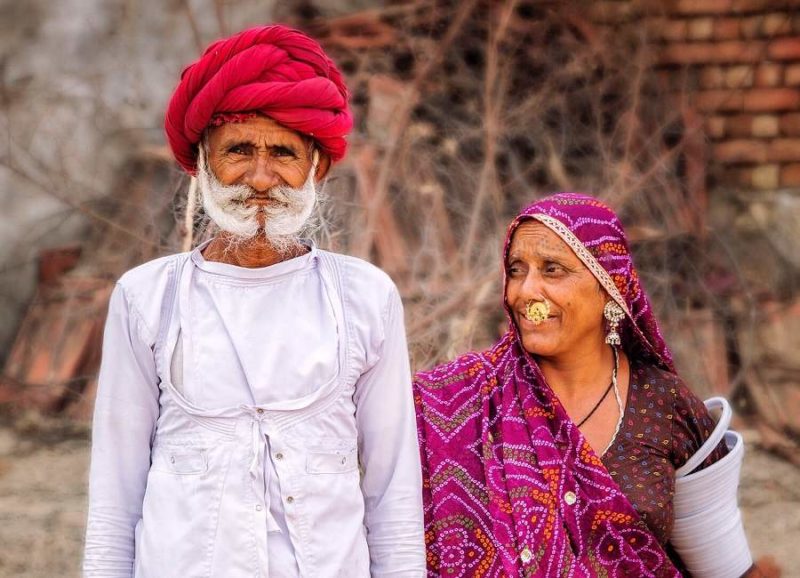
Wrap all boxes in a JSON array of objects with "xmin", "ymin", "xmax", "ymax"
[
  {"xmin": 198, "ymin": 116, "xmax": 326, "ymax": 246},
  {"xmin": 505, "ymin": 221, "xmax": 608, "ymax": 358},
  {"xmin": 206, "ymin": 115, "xmax": 316, "ymax": 191}
]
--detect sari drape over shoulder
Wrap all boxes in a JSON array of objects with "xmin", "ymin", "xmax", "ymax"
[{"xmin": 414, "ymin": 193, "xmax": 681, "ymax": 577}]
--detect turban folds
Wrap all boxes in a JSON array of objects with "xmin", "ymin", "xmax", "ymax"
[{"xmin": 165, "ymin": 24, "xmax": 353, "ymax": 174}]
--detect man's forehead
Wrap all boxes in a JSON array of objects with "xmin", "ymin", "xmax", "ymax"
[{"xmin": 208, "ymin": 116, "xmax": 309, "ymax": 146}]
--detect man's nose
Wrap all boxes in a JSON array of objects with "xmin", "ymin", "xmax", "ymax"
[{"xmin": 243, "ymin": 155, "xmax": 280, "ymax": 192}]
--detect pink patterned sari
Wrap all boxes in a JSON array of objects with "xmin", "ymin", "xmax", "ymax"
[{"xmin": 414, "ymin": 193, "xmax": 681, "ymax": 577}]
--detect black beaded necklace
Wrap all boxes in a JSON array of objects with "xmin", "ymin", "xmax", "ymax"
[{"xmin": 576, "ymin": 348, "xmax": 619, "ymax": 428}]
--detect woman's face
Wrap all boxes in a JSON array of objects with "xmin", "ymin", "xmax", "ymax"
[{"xmin": 506, "ymin": 221, "xmax": 608, "ymax": 359}]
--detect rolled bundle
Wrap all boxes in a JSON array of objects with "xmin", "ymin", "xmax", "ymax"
[{"xmin": 672, "ymin": 397, "xmax": 753, "ymax": 578}]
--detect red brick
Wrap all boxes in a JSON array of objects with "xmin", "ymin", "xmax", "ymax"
[
  {"xmin": 700, "ymin": 66, "xmax": 725, "ymax": 88},
  {"xmin": 706, "ymin": 116, "xmax": 727, "ymax": 138},
  {"xmin": 719, "ymin": 166, "xmax": 754, "ymax": 187},
  {"xmin": 768, "ymin": 38, "xmax": 800, "ymax": 60},
  {"xmin": 752, "ymin": 164, "xmax": 780, "ymax": 189},
  {"xmin": 724, "ymin": 65, "xmax": 754, "ymax": 88},
  {"xmin": 659, "ymin": 41, "xmax": 764, "ymax": 64},
  {"xmin": 740, "ymin": 15, "xmax": 763, "ymax": 39},
  {"xmin": 767, "ymin": 139, "xmax": 800, "ymax": 162},
  {"xmin": 688, "ymin": 17, "xmax": 715, "ymax": 40},
  {"xmin": 741, "ymin": 13, "xmax": 793, "ymax": 38},
  {"xmin": 660, "ymin": 20, "xmax": 688, "ymax": 41},
  {"xmin": 713, "ymin": 139, "xmax": 768, "ymax": 163},
  {"xmin": 754, "ymin": 63, "xmax": 784, "ymax": 87},
  {"xmin": 726, "ymin": 114, "xmax": 755, "ymax": 136},
  {"xmin": 743, "ymin": 88, "xmax": 800, "ymax": 111},
  {"xmin": 694, "ymin": 89, "xmax": 745, "ymax": 111},
  {"xmin": 588, "ymin": 1, "xmax": 635, "ymax": 23},
  {"xmin": 781, "ymin": 113, "xmax": 800, "ymax": 135},
  {"xmin": 785, "ymin": 64, "xmax": 800, "ymax": 86},
  {"xmin": 695, "ymin": 89, "xmax": 747, "ymax": 111},
  {"xmin": 762, "ymin": 13, "xmax": 793, "ymax": 36},
  {"xmin": 781, "ymin": 163, "xmax": 800, "ymax": 186},
  {"xmin": 732, "ymin": 0, "xmax": 796, "ymax": 12},
  {"xmin": 753, "ymin": 115, "xmax": 780, "ymax": 137},
  {"xmin": 714, "ymin": 18, "xmax": 740, "ymax": 40},
  {"xmin": 674, "ymin": 0, "xmax": 732, "ymax": 14}
]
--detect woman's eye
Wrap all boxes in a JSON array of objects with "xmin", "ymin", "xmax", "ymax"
[{"xmin": 544, "ymin": 262, "xmax": 565, "ymax": 275}]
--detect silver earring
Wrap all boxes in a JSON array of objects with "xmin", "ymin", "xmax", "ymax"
[{"xmin": 604, "ymin": 301, "xmax": 625, "ymax": 346}]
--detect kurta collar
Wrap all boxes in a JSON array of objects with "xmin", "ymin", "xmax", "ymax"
[{"xmin": 191, "ymin": 238, "xmax": 317, "ymax": 280}]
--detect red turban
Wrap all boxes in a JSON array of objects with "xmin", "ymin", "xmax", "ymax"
[{"xmin": 165, "ymin": 24, "xmax": 353, "ymax": 174}]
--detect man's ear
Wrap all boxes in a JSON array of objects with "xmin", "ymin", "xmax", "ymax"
[{"xmin": 314, "ymin": 152, "xmax": 332, "ymax": 182}]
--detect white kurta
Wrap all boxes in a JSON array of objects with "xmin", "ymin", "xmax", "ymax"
[{"xmin": 83, "ymin": 242, "xmax": 425, "ymax": 577}]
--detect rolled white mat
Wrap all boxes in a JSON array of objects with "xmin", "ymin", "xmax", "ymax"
[{"xmin": 671, "ymin": 430, "xmax": 752, "ymax": 578}]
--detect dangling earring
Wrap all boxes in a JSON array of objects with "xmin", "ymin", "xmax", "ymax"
[{"xmin": 604, "ymin": 300, "xmax": 625, "ymax": 346}]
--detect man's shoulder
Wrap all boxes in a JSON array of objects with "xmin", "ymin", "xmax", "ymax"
[
  {"xmin": 116, "ymin": 252, "xmax": 190, "ymax": 320},
  {"xmin": 117, "ymin": 252, "xmax": 188, "ymax": 290},
  {"xmin": 320, "ymin": 250, "xmax": 397, "ymax": 295}
]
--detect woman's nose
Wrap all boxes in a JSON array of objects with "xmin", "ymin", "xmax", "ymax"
[{"xmin": 519, "ymin": 270, "xmax": 545, "ymax": 300}]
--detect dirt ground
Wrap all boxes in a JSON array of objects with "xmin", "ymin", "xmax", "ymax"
[{"xmin": 0, "ymin": 422, "xmax": 798, "ymax": 578}]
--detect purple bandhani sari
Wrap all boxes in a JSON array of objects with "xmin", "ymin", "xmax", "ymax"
[{"xmin": 414, "ymin": 193, "xmax": 681, "ymax": 577}]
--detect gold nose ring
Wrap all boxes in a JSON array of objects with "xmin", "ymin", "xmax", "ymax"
[{"xmin": 525, "ymin": 299, "xmax": 550, "ymax": 325}]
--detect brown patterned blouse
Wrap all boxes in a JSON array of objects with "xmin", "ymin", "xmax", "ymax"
[{"xmin": 600, "ymin": 360, "xmax": 728, "ymax": 550}]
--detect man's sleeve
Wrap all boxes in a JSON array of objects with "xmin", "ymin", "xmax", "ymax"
[
  {"xmin": 83, "ymin": 284, "xmax": 160, "ymax": 578},
  {"xmin": 353, "ymin": 286, "xmax": 426, "ymax": 577}
]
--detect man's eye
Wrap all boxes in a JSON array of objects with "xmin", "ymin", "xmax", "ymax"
[
  {"xmin": 226, "ymin": 145, "xmax": 249, "ymax": 155},
  {"xmin": 273, "ymin": 146, "xmax": 296, "ymax": 158}
]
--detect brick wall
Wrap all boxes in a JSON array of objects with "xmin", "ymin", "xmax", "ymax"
[{"xmin": 648, "ymin": 1, "xmax": 800, "ymax": 190}]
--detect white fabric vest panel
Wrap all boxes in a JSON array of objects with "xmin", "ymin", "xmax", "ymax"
[{"xmin": 135, "ymin": 252, "xmax": 371, "ymax": 578}]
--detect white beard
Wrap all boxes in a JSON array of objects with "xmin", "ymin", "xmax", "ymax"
[{"xmin": 196, "ymin": 144, "xmax": 318, "ymax": 253}]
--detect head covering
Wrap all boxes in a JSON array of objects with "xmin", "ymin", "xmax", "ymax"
[
  {"xmin": 165, "ymin": 24, "xmax": 353, "ymax": 174},
  {"xmin": 508, "ymin": 192, "xmax": 674, "ymax": 372},
  {"xmin": 414, "ymin": 193, "xmax": 680, "ymax": 577}
]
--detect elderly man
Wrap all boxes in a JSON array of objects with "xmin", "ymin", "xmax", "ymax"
[{"xmin": 83, "ymin": 25, "xmax": 424, "ymax": 577}]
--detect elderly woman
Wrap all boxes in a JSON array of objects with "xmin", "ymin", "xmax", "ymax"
[{"xmin": 414, "ymin": 193, "xmax": 752, "ymax": 577}]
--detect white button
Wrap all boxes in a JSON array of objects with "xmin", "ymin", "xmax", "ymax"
[
  {"xmin": 255, "ymin": 505, "xmax": 262, "ymax": 511},
  {"xmin": 275, "ymin": 453, "xmax": 284, "ymax": 460},
  {"xmin": 256, "ymin": 408, "xmax": 264, "ymax": 414},
  {"xmin": 286, "ymin": 496, "xmax": 295, "ymax": 504},
  {"xmin": 520, "ymin": 547, "xmax": 532, "ymax": 563},
  {"xmin": 564, "ymin": 491, "xmax": 577, "ymax": 505}
]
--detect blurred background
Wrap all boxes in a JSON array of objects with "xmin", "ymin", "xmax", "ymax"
[{"xmin": 0, "ymin": 0, "xmax": 799, "ymax": 576}]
